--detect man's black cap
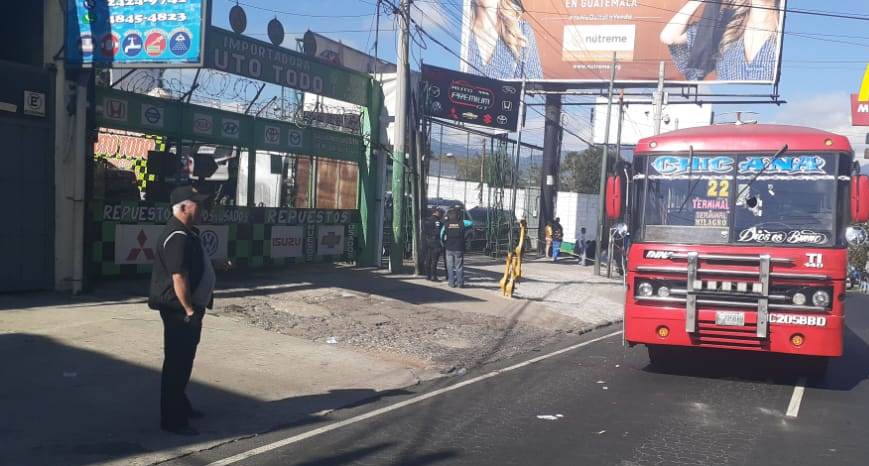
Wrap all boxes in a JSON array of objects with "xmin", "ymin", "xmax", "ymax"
[{"xmin": 170, "ymin": 185, "xmax": 209, "ymax": 206}]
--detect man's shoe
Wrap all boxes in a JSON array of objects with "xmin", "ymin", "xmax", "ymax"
[
  {"xmin": 161, "ymin": 424, "xmax": 199, "ymax": 436},
  {"xmin": 188, "ymin": 409, "xmax": 206, "ymax": 419}
]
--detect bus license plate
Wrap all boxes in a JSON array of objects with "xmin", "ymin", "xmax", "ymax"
[{"xmin": 715, "ymin": 311, "xmax": 745, "ymax": 327}]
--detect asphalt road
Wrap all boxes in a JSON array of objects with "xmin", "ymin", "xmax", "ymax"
[{"xmin": 168, "ymin": 294, "xmax": 869, "ymax": 466}]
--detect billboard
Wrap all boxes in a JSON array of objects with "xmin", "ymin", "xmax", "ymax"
[
  {"xmin": 205, "ymin": 27, "xmax": 371, "ymax": 106},
  {"xmin": 66, "ymin": 0, "xmax": 206, "ymax": 68},
  {"xmin": 592, "ymin": 98, "xmax": 713, "ymax": 145},
  {"xmin": 422, "ymin": 64, "xmax": 522, "ymax": 131},
  {"xmin": 459, "ymin": 0, "xmax": 786, "ymax": 84}
]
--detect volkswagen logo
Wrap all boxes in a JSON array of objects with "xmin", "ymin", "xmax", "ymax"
[{"xmin": 201, "ymin": 230, "xmax": 219, "ymax": 257}]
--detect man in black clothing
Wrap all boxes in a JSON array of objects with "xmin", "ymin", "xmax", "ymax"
[
  {"xmin": 441, "ymin": 208, "xmax": 473, "ymax": 288},
  {"xmin": 422, "ymin": 208, "xmax": 443, "ymax": 281},
  {"xmin": 148, "ymin": 185, "xmax": 214, "ymax": 436}
]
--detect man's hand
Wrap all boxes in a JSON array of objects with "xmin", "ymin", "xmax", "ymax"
[{"xmin": 172, "ymin": 273, "xmax": 196, "ymax": 319}]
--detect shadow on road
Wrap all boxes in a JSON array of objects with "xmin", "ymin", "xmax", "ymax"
[
  {"xmin": 639, "ymin": 325, "xmax": 869, "ymax": 391},
  {"xmin": 0, "ymin": 333, "xmax": 410, "ymax": 466},
  {"xmin": 0, "ymin": 263, "xmax": 488, "ymax": 312}
]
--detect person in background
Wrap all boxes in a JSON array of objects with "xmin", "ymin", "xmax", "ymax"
[
  {"xmin": 551, "ymin": 217, "xmax": 564, "ymax": 262},
  {"xmin": 577, "ymin": 227, "xmax": 587, "ymax": 266},
  {"xmin": 441, "ymin": 208, "xmax": 474, "ymax": 288},
  {"xmin": 544, "ymin": 221, "xmax": 553, "ymax": 258},
  {"xmin": 422, "ymin": 208, "xmax": 444, "ymax": 281},
  {"xmin": 148, "ymin": 186, "xmax": 214, "ymax": 436}
]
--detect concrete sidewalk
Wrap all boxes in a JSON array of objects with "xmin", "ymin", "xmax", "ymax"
[{"xmin": 0, "ymin": 259, "xmax": 624, "ymax": 466}]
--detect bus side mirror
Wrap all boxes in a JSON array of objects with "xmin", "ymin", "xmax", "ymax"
[
  {"xmin": 606, "ymin": 175, "xmax": 622, "ymax": 220},
  {"xmin": 852, "ymin": 175, "xmax": 869, "ymax": 223}
]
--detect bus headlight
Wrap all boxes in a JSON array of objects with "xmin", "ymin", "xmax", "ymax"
[
  {"xmin": 812, "ymin": 290, "xmax": 830, "ymax": 307},
  {"xmin": 792, "ymin": 292, "xmax": 807, "ymax": 306},
  {"xmin": 657, "ymin": 286, "xmax": 671, "ymax": 298},
  {"xmin": 638, "ymin": 282, "xmax": 654, "ymax": 297}
]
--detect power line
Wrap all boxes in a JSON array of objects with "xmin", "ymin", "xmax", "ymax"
[{"xmin": 228, "ymin": 0, "xmax": 376, "ymax": 18}]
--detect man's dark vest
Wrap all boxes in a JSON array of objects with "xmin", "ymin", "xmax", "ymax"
[{"xmin": 444, "ymin": 220, "xmax": 465, "ymax": 252}]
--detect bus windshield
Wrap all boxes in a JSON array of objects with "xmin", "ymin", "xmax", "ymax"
[{"xmin": 634, "ymin": 152, "xmax": 844, "ymax": 247}]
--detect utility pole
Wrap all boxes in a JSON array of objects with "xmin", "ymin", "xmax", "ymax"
[
  {"xmin": 539, "ymin": 94, "xmax": 562, "ymax": 255},
  {"xmin": 652, "ymin": 61, "xmax": 666, "ymax": 135},
  {"xmin": 389, "ymin": 0, "xmax": 410, "ymax": 273},
  {"xmin": 607, "ymin": 92, "xmax": 625, "ymax": 279},
  {"xmin": 594, "ymin": 53, "xmax": 617, "ymax": 276}
]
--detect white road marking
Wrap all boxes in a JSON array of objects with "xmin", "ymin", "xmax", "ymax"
[
  {"xmin": 205, "ymin": 330, "xmax": 623, "ymax": 466},
  {"xmin": 786, "ymin": 377, "xmax": 808, "ymax": 418}
]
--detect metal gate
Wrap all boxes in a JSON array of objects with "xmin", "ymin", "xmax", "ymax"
[{"xmin": 0, "ymin": 63, "xmax": 53, "ymax": 292}]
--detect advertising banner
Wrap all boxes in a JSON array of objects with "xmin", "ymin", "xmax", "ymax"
[
  {"xmin": 317, "ymin": 225, "xmax": 345, "ymax": 256},
  {"xmin": 66, "ymin": 0, "xmax": 206, "ymax": 67},
  {"xmin": 205, "ymin": 27, "xmax": 370, "ymax": 106},
  {"xmin": 114, "ymin": 224, "xmax": 227, "ymax": 265},
  {"xmin": 460, "ymin": 0, "xmax": 786, "ymax": 84},
  {"xmin": 269, "ymin": 226, "xmax": 305, "ymax": 258},
  {"xmin": 422, "ymin": 64, "xmax": 521, "ymax": 131}
]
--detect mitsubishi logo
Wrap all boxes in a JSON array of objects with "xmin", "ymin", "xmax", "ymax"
[
  {"xmin": 126, "ymin": 230, "xmax": 155, "ymax": 261},
  {"xmin": 321, "ymin": 231, "xmax": 342, "ymax": 248}
]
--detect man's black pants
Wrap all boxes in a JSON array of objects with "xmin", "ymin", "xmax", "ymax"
[
  {"xmin": 159, "ymin": 308, "xmax": 203, "ymax": 428},
  {"xmin": 425, "ymin": 244, "xmax": 442, "ymax": 279}
]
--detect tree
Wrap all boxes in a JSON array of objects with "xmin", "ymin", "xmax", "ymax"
[
  {"xmin": 560, "ymin": 146, "xmax": 614, "ymax": 194},
  {"xmin": 454, "ymin": 155, "xmax": 484, "ymax": 182}
]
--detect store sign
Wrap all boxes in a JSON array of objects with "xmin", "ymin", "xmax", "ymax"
[
  {"xmin": 253, "ymin": 121, "xmax": 363, "ymax": 162},
  {"xmin": 66, "ymin": 0, "xmax": 206, "ymax": 67},
  {"xmin": 270, "ymin": 226, "xmax": 305, "ymax": 258},
  {"xmin": 113, "ymin": 224, "xmax": 226, "ymax": 265},
  {"xmin": 317, "ymin": 225, "xmax": 345, "ymax": 256},
  {"xmin": 205, "ymin": 26, "xmax": 369, "ymax": 106},
  {"xmin": 95, "ymin": 88, "xmax": 363, "ymax": 162},
  {"xmin": 422, "ymin": 64, "xmax": 520, "ymax": 131}
]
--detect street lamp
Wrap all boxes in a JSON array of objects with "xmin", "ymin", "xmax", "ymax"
[{"xmin": 436, "ymin": 152, "xmax": 454, "ymax": 200}]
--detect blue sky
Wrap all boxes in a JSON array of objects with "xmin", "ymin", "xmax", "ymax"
[{"xmin": 209, "ymin": 0, "xmax": 869, "ymax": 154}]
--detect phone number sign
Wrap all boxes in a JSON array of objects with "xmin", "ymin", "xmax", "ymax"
[{"xmin": 66, "ymin": 0, "xmax": 206, "ymax": 67}]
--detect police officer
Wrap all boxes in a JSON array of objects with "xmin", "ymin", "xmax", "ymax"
[
  {"xmin": 148, "ymin": 185, "xmax": 214, "ymax": 436},
  {"xmin": 441, "ymin": 207, "xmax": 473, "ymax": 288},
  {"xmin": 422, "ymin": 208, "xmax": 443, "ymax": 281}
]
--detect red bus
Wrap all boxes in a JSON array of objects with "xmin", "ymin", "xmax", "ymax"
[{"xmin": 613, "ymin": 124, "xmax": 869, "ymax": 372}]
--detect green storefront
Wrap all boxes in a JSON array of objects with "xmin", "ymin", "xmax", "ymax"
[{"xmin": 88, "ymin": 73, "xmax": 382, "ymax": 280}]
